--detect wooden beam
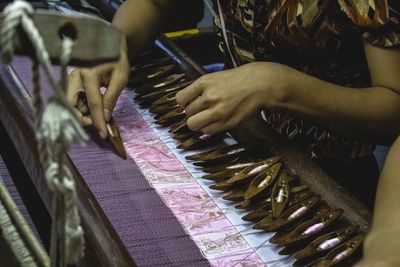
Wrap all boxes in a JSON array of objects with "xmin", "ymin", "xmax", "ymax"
[{"xmin": 0, "ymin": 9, "xmax": 121, "ymax": 66}]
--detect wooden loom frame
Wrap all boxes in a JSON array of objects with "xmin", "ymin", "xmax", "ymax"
[
  {"xmin": 0, "ymin": 3, "xmax": 371, "ymax": 266},
  {"xmin": 0, "ymin": 35, "xmax": 372, "ymax": 267}
]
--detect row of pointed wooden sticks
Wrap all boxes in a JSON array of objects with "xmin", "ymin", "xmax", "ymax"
[{"xmin": 127, "ymin": 47, "xmax": 365, "ymax": 267}]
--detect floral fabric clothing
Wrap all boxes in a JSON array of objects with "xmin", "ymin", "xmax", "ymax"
[{"xmin": 212, "ymin": 0, "xmax": 400, "ymax": 159}]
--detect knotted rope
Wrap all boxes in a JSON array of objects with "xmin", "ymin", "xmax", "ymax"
[{"xmin": 1, "ymin": 1, "xmax": 86, "ymax": 266}]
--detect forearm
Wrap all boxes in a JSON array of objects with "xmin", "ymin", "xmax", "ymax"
[
  {"xmin": 370, "ymin": 137, "xmax": 400, "ymax": 239},
  {"xmin": 356, "ymin": 137, "xmax": 400, "ymax": 266},
  {"xmin": 265, "ymin": 63, "xmax": 400, "ymax": 144},
  {"xmin": 112, "ymin": 0, "xmax": 174, "ymax": 58}
]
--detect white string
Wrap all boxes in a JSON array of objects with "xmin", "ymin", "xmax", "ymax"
[
  {"xmin": 216, "ymin": 0, "xmax": 238, "ymax": 67},
  {"xmin": 203, "ymin": 0, "xmax": 218, "ymax": 18},
  {"xmin": 0, "ymin": 1, "xmax": 86, "ymax": 265}
]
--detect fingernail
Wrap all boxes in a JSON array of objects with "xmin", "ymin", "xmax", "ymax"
[
  {"xmin": 104, "ymin": 109, "xmax": 111, "ymax": 121},
  {"xmin": 99, "ymin": 130, "xmax": 107, "ymax": 139},
  {"xmin": 198, "ymin": 134, "xmax": 211, "ymax": 141},
  {"xmin": 106, "ymin": 123, "xmax": 115, "ymax": 137}
]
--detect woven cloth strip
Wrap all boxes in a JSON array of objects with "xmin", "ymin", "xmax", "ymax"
[{"xmin": 11, "ymin": 56, "xmax": 210, "ymax": 266}]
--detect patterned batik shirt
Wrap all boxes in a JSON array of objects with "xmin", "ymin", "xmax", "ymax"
[{"xmin": 212, "ymin": 0, "xmax": 400, "ymax": 159}]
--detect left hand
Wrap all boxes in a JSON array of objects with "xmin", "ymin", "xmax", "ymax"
[{"xmin": 176, "ymin": 62, "xmax": 283, "ymax": 135}]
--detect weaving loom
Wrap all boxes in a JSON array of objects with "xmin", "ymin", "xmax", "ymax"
[
  {"xmin": 0, "ymin": 2, "xmax": 373, "ymax": 267},
  {"xmin": 0, "ymin": 33, "xmax": 372, "ymax": 266}
]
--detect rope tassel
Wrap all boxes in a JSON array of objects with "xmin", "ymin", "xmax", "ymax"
[
  {"xmin": 37, "ymin": 99, "xmax": 87, "ymax": 149},
  {"xmin": 0, "ymin": 1, "xmax": 86, "ymax": 266},
  {"xmin": 0, "ymin": 0, "xmax": 34, "ymax": 64}
]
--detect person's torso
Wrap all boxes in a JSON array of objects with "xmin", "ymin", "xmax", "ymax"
[{"xmin": 211, "ymin": 0, "xmax": 391, "ymax": 160}]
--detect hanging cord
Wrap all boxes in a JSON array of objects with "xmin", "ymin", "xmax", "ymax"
[
  {"xmin": 203, "ymin": 0, "xmax": 217, "ymax": 18},
  {"xmin": 0, "ymin": 1, "xmax": 87, "ymax": 266},
  {"xmin": 215, "ymin": 0, "xmax": 238, "ymax": 67},
  {"xmin": 203, "ymin": 0, "xmax": 237, "ymax": 67},
  {"xmin": 60, "ymin": 36, "xmax": 73, "ymax": 91}
]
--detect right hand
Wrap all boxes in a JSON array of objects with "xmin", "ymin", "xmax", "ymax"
[{"xmin": 67, "ymin": 38, "xmax": 130, "ymax": 139}]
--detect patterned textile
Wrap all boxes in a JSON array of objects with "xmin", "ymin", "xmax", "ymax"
[
  {"xmin": 10, "ymin": 56, "xmax": 292, "ymax": 266},
  {"xmin": 212, "ymin": 0, "xmax": 400, "ymax": 159},
  {"xmin": 118, "ymin": 93, "xmax": 278, "ymax": 266},
  {"xmin": 11, "ymin": 57, "xmax": 210, "ymax": 266}
]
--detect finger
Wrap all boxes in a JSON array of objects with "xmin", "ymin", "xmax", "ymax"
[
  {"xmin": 201, "ymin": 113, "xmax": 240, "ymax": 134},
  {"xmin": 184, "ymin": 95, "xmax": 208, "ymax": 117},
  {"xmin": 67, "ymin": 70, "xmax": 83, "ymax": 106},
  {"xmin": 103, "ymin": 68, "xmax": 128, "ymax": 121},
  {"xmin": 176, "ymin": 80, "xmax": 204, "ymax": 108},
  {"xmin": 80, "ymin": 69, "xmax": 108, "ymax": 138},
  {"xmin": 186, "ymin": 109, "xmax": 217, "ymax": 132},
  {"xmin": 82, "ymin": 116, "xmax": 93, "ymax": 126},
  {"xmin": 77, "ymin": 97, "xmax": 90, "ymax": 115},
  {"xmin": 72, "ymin": 107, "xmax": 93, "ymax": 127},
  {"xmin": 200, "ymin": 121, "xmax": 226, "ymax": 135},
  {"xmin": 68, "ymin": 70, "xmax": 92, "ymax": 124}
]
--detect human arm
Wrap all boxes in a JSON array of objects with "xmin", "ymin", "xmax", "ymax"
[
  {"xmin": 112, "ymin": 0, "xmax": 174, "ymax": 59},
  {"xmin": 176, "ymin": 41, "xmax": 400, "ymax": 144},
  {"xmin": 354, "ymin": 137, "xmax": 400, "ymax": 267},
  {"xmin": 67, "ymin": 0, "xmax": 175, "ymax": 138}
]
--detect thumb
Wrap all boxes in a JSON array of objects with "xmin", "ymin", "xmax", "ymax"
[{"xmin": 103, "ymin": 68, "xmax": 128, "ymax": 121}]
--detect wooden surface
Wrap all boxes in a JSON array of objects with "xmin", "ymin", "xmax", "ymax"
[
  {"xmin": 0, "ymin": 63, "xmax": 136, "ymax": 267},
  {"xmin": 156, "ymin": 35, "xmax": 207, "ymax": 78},
  {"xmin": 0, "ymin": 9, "xmax": 121, "ymax": 66}
]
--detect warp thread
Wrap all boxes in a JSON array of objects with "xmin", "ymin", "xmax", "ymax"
[{"xmin": 0, "ymin": 1, "xmax": 86, "ymax": 266}]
